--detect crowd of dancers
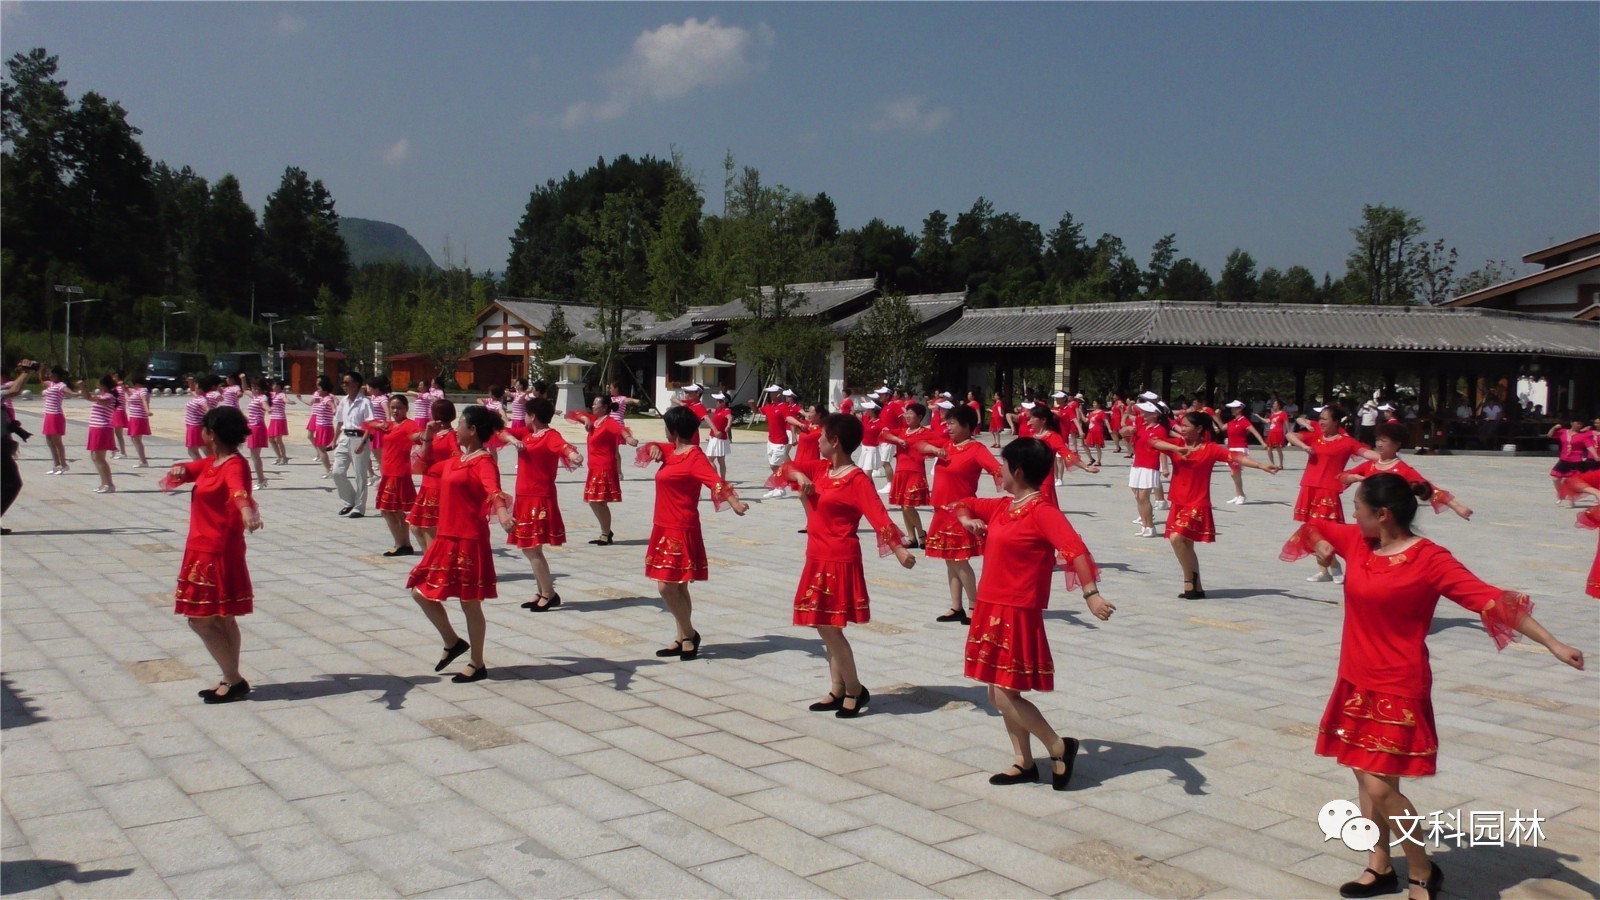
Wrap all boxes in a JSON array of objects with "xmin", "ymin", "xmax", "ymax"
[{"xmin": 3, "ymin": 357, "xmax": 1596, "ymax": 900}]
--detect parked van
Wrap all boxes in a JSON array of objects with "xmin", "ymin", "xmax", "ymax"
[
  {"xmin": 211, "ymin": 352, "xmax": 268, "ymax": 380},
  {"xmin": 145, "ymin": 351, "xmax": 209, "ymax": 392}
]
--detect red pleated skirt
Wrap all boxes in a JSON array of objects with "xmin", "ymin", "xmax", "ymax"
[
  {"xmin": 792, "ymin": 557, "xmax": 871, "ymax": 627},
  {"xmin": 174, "ymin": 544, "xmax": 254, "ymax": 617},
  {"xmin": 508, "ymin": 494, "xmax": 566, "ymax": 547},
  {"xmin": 127, "ymin": 416, "xmax": 151, "ymax": 437},
  {"xmin": 924, "ymin": 508, "xmax": 982, "ymax": 560},
  {"xmin": 964, "ymin": 600, "xmax": 1053, "ymax": 692},
  {"xmin": 1266, "ymin": 432, "xmax": 1287, "ymax": 448},
  {"xmin": 1164, "ymin": 500, "xmax": 1216, "ymax": 542},
  {"xmin": 1293, "ymin": 485, "xmax": 1344, "ymax": 523},
  {"xmin": 1084, "ymin": 431, "xmax": 1106, "ymax": 448},
  {"xmin": 267, "ymin": 418, "xmax": 289, "ymax": 438},
  {"xmin": 407, "ymin": 536, "xmax": 497, "ymax": 602},
  {"xmin": 112, "ymin": 407, "xmax": 129, "ymax": 429},
  {"xmin": 247, "ymin": 423, "xmax": 268, "ymax": 450},
  {"xmin": 86, "ymin": 426, "xmax": 116, "ymax": 452},
  {"xmin": 405, "ymin": 480, "xmax": 441, "ymax": 528},
  {"xmin": 1580, "ymin": 508, "xmax": 1599, "ymax": 599},
  {"xmin": 311, "ymin": 423, "xmax": 335, "ymax": 448},
  {"xmin": 889, "ymin": 464, "xmax": 929, "ymax": 507},
  {"xmin": 376, "ymin": 475, "xmax": 417, "ymax": 512},
  {"xmin": 42, "ymin": 412, "xmax": 66, "ymax": 436},
  {"xmin": 1315, "ymin": 678, "xmax": 1438, "ymax": 777},
  {"xmin": 584, "ymin": 464, "xmax": 622, "ymax": 503},
  {"xmin": 645, "ymin": 524, "xmax": 707, "ymax": 583}
]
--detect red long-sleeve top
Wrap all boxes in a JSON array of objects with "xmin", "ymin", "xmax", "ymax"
[
  {"xmin": 1301, "ymin": 433, "xmax": 1367, "ymax": 489},
  {"xmin": 505, "ymin": 425, "xmax": 574, "ymax": 498},
  {"xmin": 365, "ymin": 418, "xmax": 420, "ymax": 477},
  {"xmin": 926, "ymin": 437, "xmax": 1002, "ymax": 507},
  {"xmin": 170, "ymin": 455, "xmax": 255, "ymax": 551},
  {"xmin": 1166, "ymin": 442, "xmax": 1231, "ymax": 507},
  {"xmin": 587, "ymin": 416, "xmax": 628, "ymax": 470},
  {"xmin": 781, "ymin": 460, "xmax": 902, "ymax": 562},
  {"xmin": 419, "ymin": 446, "xmax": 507, "ymax": 541},
  {"xmin": 950, "ymin": 495, "xmax": 1098, "ymax": 609},
  {"xmin": 645, "ymin": 443, "xmax": 733, "ymax": 527}
]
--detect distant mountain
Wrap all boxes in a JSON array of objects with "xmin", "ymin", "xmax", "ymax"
[{"xmin": 338, "ymin": 217, "xmax": 438, "ymax": 269}]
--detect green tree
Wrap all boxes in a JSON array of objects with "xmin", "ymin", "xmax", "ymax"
[
  {"xmin": 197, "ymin": 175, "xmax": 262, "ymax": 316},
  {"xmin": 1215, "ymin": 249, "xmax": 1258, "ymax": 303},
  {"xmin": 1145, "ymin": 233, "xmax": 1178, "ymax": 298},
  {"xmin": 1454, "ymin": 259, "xmax": 1519, "ymax": 296},
  {"xmin": 915, "ymin": 210, "xmax": 952, "ymax": 291},
  {"xmin": 1, "ymin": 48, "xmax": 75, "ymax": 331},
  {"xmin": 845, "ymin": 293, "xmax": 932, "ymax": 392},
  {"xmin": 1164, "ymin": 258, "xmax": 1213, "ymax": 303},
  {"xmin": 530, "ymin": 304, "xmax": 576, "ymax": 383},
  {"xmin": 258, "ymin": 166, "xmax": 351, "ymax": 315},
  {"xmin": 1345, "ymin": 204, "xmax": 1424, "ymax": 305},
  {"xmin": 1409, "ymin": 237, "xmax": 1458, "ymax": 306},
  {"xmin": 643, "ymin": 153, "xmax": 703, "ymax": 318},
  {"xmin": 577, "ymin": 191, "xmax": 650, "ymax": 384},
  {"xmin": 1279, "ymin": 265, "xmax": 1319, "ymax": 304},
  {"xmin": 405, "ymin": 278, "xmax": 477, "ymax": 380}
]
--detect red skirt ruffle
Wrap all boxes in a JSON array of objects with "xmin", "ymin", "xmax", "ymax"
[
  {"xmin": 376, "ymin": 475, "xmax": 417, "ymax": 512},
  {"xmin": 1164, "ymin": 500, "xmax": 1216, "ymax": 542},
  {"xmin": 508, "ymin": 494, "xmax": 566, "ymax": 547},
  {"xmin": 1315, "ymin": 678, "xmax": 1438, "ymax": 777},
  {"xmin": 174, "ymin": 545, "xmax": 254, "ymax": 617},
  {"xmin": 889, "ymin": 464, "xmax": 929, "ymax": 507},
  {"xmin": 792, "ymin": 557, "xmax": 871, "ymax": 627},
  {"xmin": 405, "ymin": 480, "xmax": 441, "ymax": 528},
  {"xmin": 964, "ymin": 600, "xmax": 1053, "ymax": 692},
  {"xmin": 584, "ymin": 465, "xmax": 622, "ymax": 503},
  {"xmin": 127, "ymin": 416, "xmax": 151, "ymax": 437},
  {"xmin": 924, "ymin": 508, "xmax": 982, "ymax": 560},
  {"xmin": 1293, "ymin": 485, "xmax": 1344, "ymax": 523},
  {"xmin": 407, "ymin": 536, "xmax": 497, "ymax": 602},
  {"xmin": 645, "ymin": 525, "xmax": 707, "ymax": 583},
  {"xmin": 1582, "ymin": 508, "xmax": 1600, "ymax": 599},
  {"xmin": 112, "ymin": 408, "xmax": 129, "ymax": 428}
]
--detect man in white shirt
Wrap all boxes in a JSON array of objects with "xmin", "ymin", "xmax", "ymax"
[
  {"xmin": 1358, "ymin": 394, "xmax": 1381, "ymax": 445},
  {"xmin": 332, "ymin": 371, "xmax": 375, "ymax": 518}
]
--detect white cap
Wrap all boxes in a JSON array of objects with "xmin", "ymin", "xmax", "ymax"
[
  {"xmin": 683, "ymin": 383, "xmax": 701, "ymax": 392},
  {"xmin": 711, "ymin": 392, "xmax": 727, "ymax": 400},
  {"xmin": 1074, "ymin": 393, "xmax": 1084, "ymax": 399},
  {"xmin": 1225, "ymin": 400, "xmax": 1245, "ymax": 408},
  {"xmin": 1312, "ymin": 405, "xmax": 1326, "ymax": 413},
  {"xmin": 940, "ymin": 391, "xmax": 953, "ymax": 398},
  {"xmin": 782, "ymin": 389, "xmax": 795, "ymax": 396},
  {"xmin": 935, "ymin": 400, "xmax": 955, "ymax": 409},
  {"xmin": 1378, "ymin": 403, "xmax": 1394, "ymax": 411},
  {"xmin": 858, "ymin": 400, "xmax": 878, "ymax": 410},
  {"xmin": 765, "ymin": 384, "xmax": 782, "ymax": 393},
  {"xmin": 1136, "ymin": 401, "xmax": 1160, "ymax": 414},
  {"xmin": 1139, "ymin": 391, "xmax": 1160, "ymax": 401},
  {"xmin": 877, "ymin": 385, "xmax": 891, "ymax": 394},
  {"xmin": 1021, "ymin": 401, "xmax": 1037, "ymax": 409},
  {"xmin": 1051, "ymin": 391, "xmax": 1067, "ymax": 398}
]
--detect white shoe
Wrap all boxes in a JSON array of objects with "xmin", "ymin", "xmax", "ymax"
[
  {"xmin": 46, "ymin": 467, "xmax": 59, "ymax": 475},
  {"xmin": 1305, "ymin": 573, "xmax": 1333, "ymax": 583},
  {"xmin": 1137, "ymin": 526, "xmax": 1155, "ymax": 538},
  {"xmin": 256, "ymin": 480, "xmax": 268, "ymax": 490},
  {"xmin": 1054, "ymin": 478, "xmax": 1064, "ymax": 486},
  {"xmin": 1227, "ymin": 496, "xmax": 1244, "ymax": 505},
  {"xmin": 878, "ymin": 484, "xmax": 892, "ymax": 494},
  {"xmin": 1132, "ymin": 516, "xmax": 1144, "ymax": 524},
  {"xmin": 764, "ymin": 488, "xmax": 782, "ymax": 499},
  {"xmin": 320, "ymin": 472, "xmax": 330, "ymax": 479},
  {"xmin": 1156, "ymin": 500, "xmax": 1169, "ymax": 510},
  {"xmin": 1332, "ymin": 574, "xmax": 1345, "ymax": 585}
]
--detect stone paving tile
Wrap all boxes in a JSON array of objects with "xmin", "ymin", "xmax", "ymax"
[{"xmin": 4, "ymin": 409, "xmax": 1597, "ymax": 898}]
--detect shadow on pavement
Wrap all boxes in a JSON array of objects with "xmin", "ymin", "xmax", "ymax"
[
  {"xmin": 1071, "ymin": 738, "xmax": 1208, "ymax": 795},
  {"xmin": 1, "ymin": 676, "xmax": 47, "ymax": 729},
  {"xmin": 248, "ymin": 673, "xmax": 438, "ymax": 709},
  {"xmin": 1, "ymin": 860, "xmax": 134, "ymax": 893}
]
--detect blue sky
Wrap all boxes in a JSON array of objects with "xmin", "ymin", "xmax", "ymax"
[{"xmin": 3, "ymin": 2, "xmax": 1595, "ymax": 282}]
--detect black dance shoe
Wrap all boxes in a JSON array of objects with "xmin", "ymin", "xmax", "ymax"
[
  {"xmin": 1338, "ymin": 867, "xmax": 1400, "ymax": 898},
  {"xmin": 987, "ymin": 762, "xmax": 1039, "ymax": 786}
]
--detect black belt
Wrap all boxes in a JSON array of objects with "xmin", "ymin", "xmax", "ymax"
[{"xmin": 343, "ymin": 429, "xmax": 365, "ymax": 436}]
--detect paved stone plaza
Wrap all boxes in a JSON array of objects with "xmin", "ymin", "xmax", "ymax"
[{"xmin": 2, "ymin": 396, "xmax": 1596, "ymax": 898}]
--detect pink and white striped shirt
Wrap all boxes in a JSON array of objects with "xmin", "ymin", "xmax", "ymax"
[
  {"xmin": 87, "ymin": 392, "xmax": 115, "ymax": 429},
  {"xmin": 184, "ymin": 395, "xmax": 208, "ymax": 427},
  {"xmin": 312, "ymin": 394, "xmax": 335, "ymax": 427},
  {"xmin": 412, "ymin": 388, "xmax": 441, "ymax": 424},
  {"xmin": 205, "ymin": 390, "xmax": 222, "ymax": 409},
  {"xmin": 368, "ymin": 392, "xmax": 389, "ymax": 423},
  {"xmin": 509, "ymin": 391, "xmax": 527, "ymax": 426},
  {"xmin": 42, "ymin": 381, "xmax": 69, "ymax": 415},
  {"xmin": 126, "ymin": 387, "xmax": 150, "ymax": 420},
  {"xmin": 246, "ymin": 394, "xmax": 268, "ymax": 427},
  {"xmin": 221, "ymin": 385, "xmax": 242, "ymax": 409},
  {"xmin": 269, "ymin": 392, "xmax": 288, "ymax": 422}
]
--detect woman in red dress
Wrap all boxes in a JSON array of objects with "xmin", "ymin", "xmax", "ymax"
[
  {"xmin": 579, "ymin": 396, "xmax": 638, "ymax": 546},
  {"xmin": 160, "ymin": 407, "xmax": 262, "ymax": 704},
  {"xmin": 406, "ymin": 405, "xmax": 513, "ymax": 683},
  {"xmin": 505, "ymin": 397, "xmax": 583, "ymax": 611},
  {"xmin": 988, "ymin": 394, "xmax": 1006, "ymax": 448},
  {"xmin": 1286, "ymin": 405, "xmax": 1379, "ymax": 583},
  {"xmin": 1027, "ymin": 405, "xmax": 1101, "ymax": 510},
  {"xmin": 912, "ymin": 405, "xmax": 1002, "ymax": 625},
  {"xmin": 950, "ymin": 437, "xmax": 1115, "ymax": 790},
  {"xmin": 880, "ymin": 402, "xmax": 934, "ymax": 548},
  {"xmin": 405, "ymin": 398, "xmax": 459, "ymax": 553},
  {"xmin": 1260, "ymin": 398, "xmax": 1290, "ymax": 470},
  {"xmin": 1150, "ymin": 412, "xmax": 1279, "ymax": 599},
  {"xmin": 1082, "ymin": 400, "xmax": 1109, "ymax": 467},
  {"xmin": 363, "ymin": 394, "xmax": 421, "ymax": 557},
  {"xmin": 776, "ymin": 414, "xmax": 916, "ymax": 718},
  {"xmin": 786, "ymin": 404, "xmax": 824, "ymax": 465},
  {"xmin": 639, "ymin": 406, "xmax": 749, "ymax": 660},
  {"xmin": 1559, "ymin": 471, "xmax": 1600, "ymax": 598},
  {"xmin": 1338, "ymin": 424, "xmax": 1473, "ymax": 520},
  {"xmin": 1220, "ymin": 401, "xmax": 1268, "ymax": 505},
  {"xmin": 1280, "ymin": 474, "xmax": 1583, "ymax": 900}
]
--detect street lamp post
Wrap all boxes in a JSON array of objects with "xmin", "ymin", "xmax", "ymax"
[
  {"xmin": 261, "ymin": 313, "xmax": 281, "ymax": 379},
  {"xmin": 55, "ymin": 286, "xmax": 101, "ymax": 376},
  {"xmin": 161, "ymin": 301, "xmax": 190, "ymax": 351}
]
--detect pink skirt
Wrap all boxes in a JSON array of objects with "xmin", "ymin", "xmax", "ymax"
[
  {"xmin": 86, "ymin": 425, "xmax": 116, "ymax": 452},
  {"xmin": 267, "ymin": 418, "xmax": 288, "ymax": 438},
  {"xmin": 112, "ymin": 407, "xmax": 129, "ymax": 429},
  {"xmin": 127, "ymin": 416, "xmax": 151, "ymax": 437},
  {"xmin": 311, "ymin": 423, "xmax": 335, "ymax": 448},
  {"xmin": 247, "ymin": 423, "xmax": 268, "ymax": 450},
  {"xmin": 42, "ymin": 412, "xmax": 66, "ymax": 436},
  {"xmin": 185, "ymin": 424, "xmax": 204, "ymax": 449}
]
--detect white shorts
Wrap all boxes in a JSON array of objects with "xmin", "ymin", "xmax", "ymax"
[
  {"xmin": 878, "ymin": 441, "xmax": 897, "ymax": 463},
  {"xmin": 856, "ymin": 445, "xmax": 881, "ymax": 470},
  {"xmin": 765, "ymin": 442, "xmax": 790, "ymax": 467},
  {"xmin": 1128, "ymin": 466, "xmax": 1161, "ymax": 490},
  {"xmin": 1228, "ymin": 447, "xmax": 1248, "ymax": 456},
  {"xmin": 705, "ymin": 437, "xmax": 730, "ymax": 458}
]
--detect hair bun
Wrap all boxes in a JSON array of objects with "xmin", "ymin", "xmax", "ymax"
[{"xmin": 1411, "ymin": 480, "xmax": 1435, "ymax": 501}]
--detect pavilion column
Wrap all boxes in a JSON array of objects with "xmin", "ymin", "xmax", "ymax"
[
  {"xmin": 1161, "ymin": 364, "xmax": 1173, "ymax": 399},
  {"xmin": 1204, "ymin": 366, "xmax": 1217, "ymax": 405},
  {"xmin": 1225, "ymin": 363, "xmax": 1239, "ymax": 401},
  {"xmin": 1321, "ymin": 364, "xmax": 1334, "ymax": 406},
  {"xmin": 1294, "ymin": 369, "xmax": 1307, "ymax": 411}
]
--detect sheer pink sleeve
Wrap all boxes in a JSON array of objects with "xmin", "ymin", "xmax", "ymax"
[
  {"xmin": 689, "ymin": 450, "xmax": 736, "ymax": 511},
  {"xmin": 1279, "ymin": 520, "xmax": 1364, "ymax": 562},
  {"xmin": 1037, "ymin": 505, "xmax": 1100, "ymax": 591},
  {"xmin": 473, "ymin": 456, "xmax": 510, "ymax": 518},
  {"xmin": 849, "ymin": 473, "xmax": 905, "ymax": 556},
  {"xmin": 635, "ymin": 443, "xmax": 664, "ymax": 468}
]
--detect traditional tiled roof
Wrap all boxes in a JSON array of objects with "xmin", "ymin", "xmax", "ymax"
[
  {"xmin": 487, "ymin": 298, "xmax": 658, "ymax": 347},
  {"xmin": 627, "ymin": 306, "xmax": 722, "ymax": 344},
  {"xmin": 830, "ymin": 292, "xmax": 967, "ymax": 334},
  {"xmin": 923, "ymin": 300, "xmax": 1600, "ymax": 359},
  {"xmin": 693, "ymin": 278, "xmax": 878, "ymax": 324}
]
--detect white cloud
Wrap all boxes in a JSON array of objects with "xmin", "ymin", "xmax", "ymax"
[
  {"xmin": 274, "ymin": 13, "xmax": 306, "ymax": 36},
  {"xmin": 382, "ymin": 138, "xmax": 411, "ymax": 165},
  {"xmin": 555, "ymin": 17, "xmax": 771, "ymax": 129},
  {"xmin": 869, "ymin": 97, "xmax": 953, "ymax": 135}
]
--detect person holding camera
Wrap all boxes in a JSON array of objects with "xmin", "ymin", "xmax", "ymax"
[{"xmin": 2, "ymin": 359, "xmax": 39, "ymax": 533}]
